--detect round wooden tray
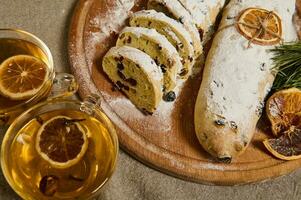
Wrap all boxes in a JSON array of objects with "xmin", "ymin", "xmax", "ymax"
[{"xmin": 68, "ymin": 0, "xmax": 301, "ymax": 185}]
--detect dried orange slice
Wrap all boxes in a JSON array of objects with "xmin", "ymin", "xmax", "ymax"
[
  {"xmin": 236, "ymin": 8, "xmax": 282, "ymax": 46},
  {"xmin": 266, "ymin": 88, "xmax": 301, "ymax": 136},
  {"xmin": 35, "ymin": 116, "xmax": 88, "ymax": 169},
  {"xmin": 263, "ymin": 126, "xmax": 301, "ymax": 160},
  {"xmin": 0, "ymin": 55, "xmax": 48, "ymax": 100}
]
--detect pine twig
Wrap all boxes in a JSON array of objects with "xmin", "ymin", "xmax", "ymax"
[{"xmin": 271, "ymin": 42, "xmax": 301, "ymax": 91}]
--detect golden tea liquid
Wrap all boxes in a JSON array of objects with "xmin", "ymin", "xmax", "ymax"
[
  {"xmin": 0, "ymin": 38, "xmax": 51, "ymax": 110},
  {"xmin": 5, "ymin": 109, "xmax": 117, "ymax": 199}
]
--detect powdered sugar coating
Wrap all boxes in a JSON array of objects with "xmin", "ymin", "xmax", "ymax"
[
  {"xmin": 178, "ymin": 0, "xmax": 226, "ymax": 33},
  {"xmin": 105, "ymin": 46, "xmax": 163, "ymax": 82}
]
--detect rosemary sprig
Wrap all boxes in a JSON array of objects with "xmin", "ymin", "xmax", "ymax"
[{"xmin": 271, "ymin": 42, "xmax": 301, "ymax": 91}]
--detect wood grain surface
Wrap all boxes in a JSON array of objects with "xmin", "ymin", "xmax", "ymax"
[{"xmin": 68, "ymin": 0, "xmax": 301, "ymax": 185}]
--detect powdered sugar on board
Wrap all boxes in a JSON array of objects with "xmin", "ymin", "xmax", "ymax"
[
  {"xmin": 82, "ymin": 0, "xmax": 191, "ymax": 135},
  {"xmin": 85, "ymin": 0, "xmax": 136, "ymax": 72},
  {"xmin": 102, "ymin": 79, "xmax": 186, "ymax": 134}
]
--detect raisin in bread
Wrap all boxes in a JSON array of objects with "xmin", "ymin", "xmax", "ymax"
[
  {"xmin": 117, "ymin": 27, "xmax": 182, "ymax": 93},
  {"xmin": 178, "ymin": 0, "xmax": 226, "ymax": 42},
  {"xmin": 130, "ymin": 10, "xmax": 195, "ymax": 78},
  {"xmin": 147, "ymin": 0, "xmax": 202, "ymax": 57},
  {"xmin": 103, "ymin": 46, "xmax": 163, "ymax": 114}
]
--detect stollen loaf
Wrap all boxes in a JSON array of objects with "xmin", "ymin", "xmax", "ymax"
[{"xmin": 194, "ymin": 0, "xmax": 297, "ymax": 162}]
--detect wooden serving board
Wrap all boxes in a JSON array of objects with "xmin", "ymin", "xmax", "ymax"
[{"xmin": 68, "ymin": 0, "xmax": 301, "ymax": 185}]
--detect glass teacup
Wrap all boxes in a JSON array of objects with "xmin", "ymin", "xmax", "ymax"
[
  {"xmin": 1, "ymin": 95, "xmax": 119, "ymax": 199},
  {"xmin": 0, "ymin": 29, "xmax": 77, "ymax": 125}
]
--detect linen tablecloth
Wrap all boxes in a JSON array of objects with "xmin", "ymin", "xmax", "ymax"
[{"xmin": 0, "ymin": 1, "xmax": 301, "ymax": 199}]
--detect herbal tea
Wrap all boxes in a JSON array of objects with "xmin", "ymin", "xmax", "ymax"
[
  {"xmin": 0, "ymin": 38, "xmax": 51, "ymax": 110},
  {"xmin": 5, "ymin": 109, "xmax": 117, "ymax": 199}
]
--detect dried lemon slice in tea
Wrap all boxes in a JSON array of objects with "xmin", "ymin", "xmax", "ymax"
[
  {"xmin": 35, "ymin": 116, "xmax": 88, "ymax": 169},
  {"xmin": 266, "ymin": 88, "xmax": 301, "ymax": 136},
  {"xmin": 0, "ymin": 55, "xmax": 48, "ymax": 100},
  {"xmin": 263, "ymin": 126, "xmax": 301, "ymax": 160},
  {"xmin": 236, "ymin": 7, "xmax": 282, "ymax": 46}
]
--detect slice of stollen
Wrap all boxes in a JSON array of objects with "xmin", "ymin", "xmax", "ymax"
[
  {"xmin": 130, "ymin": 10, "xmax": 195, "ymax": 78},
  {"xmin": 117, "ymin": 27, "xmax": 182, "ymax": 94},
  {"xmin": 147, "ymin": 0, "xmax": 202, "ymax": 57},
  {"xmin": 103, "ymin": 46, "xmax": 163, "ymax": 114},
  {"xmin": 177, "ymin": 0, "xmax": 226, "ymax": 42}
]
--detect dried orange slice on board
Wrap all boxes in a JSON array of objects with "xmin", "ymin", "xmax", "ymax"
[
  {"xmin": 236, "ymin": 8, "xmax": 282, "ymax": 46},
  {"xmin": 36, "ymin": 116, "xmax": 88, "ymax": 169},
  {"xmin": 0, "ymin": 55, "xmax": 48, "ymax": 100},
  {"xmin": 266, "ymin": 88, "xmax": 301, "ymax": 136},
  {"xmin": 263, "ymin": 126, "xmax": 301, "ymax": 160}
]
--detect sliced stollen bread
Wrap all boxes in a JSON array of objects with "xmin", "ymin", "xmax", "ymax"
[
  {"xmin": 103, "ymin": 46, "xmax": 163, "ymax": 114},
  {"xmin": 130, "ymin": 10, "xmax": 195, "ymax": 78},
  {"xmin": 147, "ymin": 0, "xmax": 202, "ymax": 57},
  {"xmin": 116, "ymin": 27, "xmax": 182, "ymax": 94},
  {"xmin": 177, "ymin": 0, "xmax": 226, "ymax": 42}
]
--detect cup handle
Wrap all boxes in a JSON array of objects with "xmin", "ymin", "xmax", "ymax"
[
  {"xmin": 48, "ymin": 72, "xmax": 78, "ymax": 100},
  {"xmin": 80, "ymin": 94, "xmax": 103, "ymax": 115}
]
